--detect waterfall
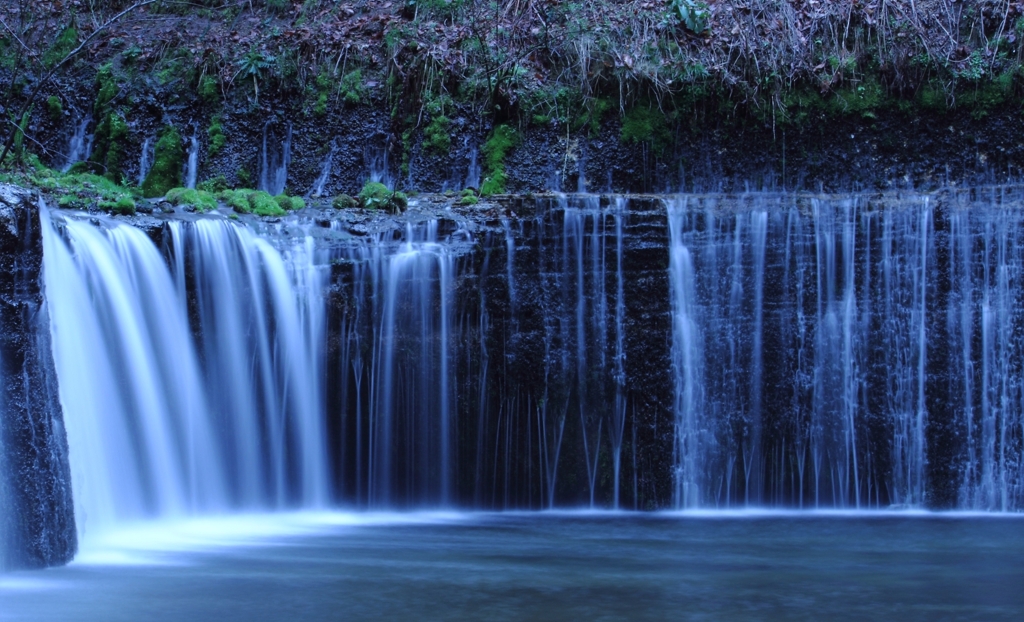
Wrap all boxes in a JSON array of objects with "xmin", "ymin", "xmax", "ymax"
[
  {"xmin": 311, "ymin": 139, "xmax": 338, "ymax": 197},
  {"xmin": 61, "ymin": 117, "xmax": 93, "ymax": 173},
  {"xmin": 259, "ymin": 122, "xmax": 292, "ymax": 196},
  {"xmin": 42, "ymin": 209, "xmax": 327, "ymax": 540},
  {"xmin": 464, "ymin": 142, "xmax": 481, "ymax": 189},
  {"xmin": 42, "ymin": 210, "xmax": 226, "ymax": 536},
  {"xmin": 332, "ymin": 221, "xmax": 456, "ymax": 507},
  {"xmin": 668, "ymin": 198, "xmax": 708, "ymax": 509},
  {"xmin": 137, "ymin": 137, "xmax": 153, "ymax": 186},
  {"xmin": 364, "ymin": 142, "xmax": 392, "ymax": 190},
  {"xmin": 168, "ymin": 220, "xmax": 327, "ymax": 508},
  {"xmin": 576, "ymin": 146, "xmax": 588, "ymax": 193},
  {"xmin": 15, "ymin": 188, "xmax": 1024, "ymax": 544},
  {"xmin": 667, "ymin": 192, "xmax": 1024, "ymax": 509},
  {"xmin": 184, "ymin": 134, "xmax": 199, "ymax": 189}
]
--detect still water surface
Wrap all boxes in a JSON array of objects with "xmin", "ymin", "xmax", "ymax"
[{"xmin": 2, "ymin": 512, "xmax": 1022, "ymax": 621}]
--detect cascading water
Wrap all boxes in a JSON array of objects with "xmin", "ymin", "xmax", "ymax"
[
  {"xmin": 168, "ymin": 219, "xmax": 328, "ymax": 508},
  {"xmin": 311, "ymin": 139, "xmax": 338, "ymax": 197},
  {"xmin": 15, "ymin": 187, "xmax": 1024, "ymax": 562},
  {"xmin": 464, "ymin": 141, "xmax": 481, "ymax": 190},
  {"xmin": 667, "ymin": 191, "xmax": 1024, "ymax": 510},
  {"xmin": 331, "ymin": 221, "xmax": 457, "ymax": 507},
  {"xmin": 259, "ymin": 122, "xmax": 292, "ymax": 196},
  {"xmin": 364, "ymin": 142, "xmax": 392, "ymax": 190},
  {"xmin": 42, "ymin": 209, "xmax": 328, "ymax": 539},
  {"xmin": 42, "ymin": 210, "xmax": 227, "ymax": 535},
  {"xmin": 61, "ymin": 117, "xmax": 93, "ymax": 173},
  {"xmin": 184, "ymin": 134, "xmax": 199, "ymax": 189},
  {"xmin": 137, "ymin": 137, "xmax": 153, "ymax": 186}
]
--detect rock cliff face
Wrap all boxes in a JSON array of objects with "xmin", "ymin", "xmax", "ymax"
[
  {"xmin": 320, "ymin": 195, "xmax": 677, "ymax": 509},
  {"xmin": 0, "ymin": 185, "xmax": 76, "ymax": 570},
  {"xmin": 29, "ymin": 96, "xmax": 1024, "ymax": 201}
]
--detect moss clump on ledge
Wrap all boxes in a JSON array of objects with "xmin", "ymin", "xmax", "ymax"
[
  {"xmin": 274, "ymin": 194, "xmax": 305, "ymax": 211},
  {"xmin": 166, "ymin": 187, "xmax": 217, "ymax": 212},
  {"xmin": 358, "ymin": 181, "xmax": 407, "ymax": 212},
  {"xmin": 218, "ymin": 189, "xmax": 302, "ymax": 216},
  {"xmin": 142, "ymin": 126, "xmax": 184, "ymax": 198},
  {"xmin": 25, "ymin": 165, "xmax": 138, "ymax": 215},
  {"xmin": 332, "ymin": 194, "xmax": 358, "ymax": 209}
]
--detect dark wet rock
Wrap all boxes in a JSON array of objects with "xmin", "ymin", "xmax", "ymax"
[{"xmin": 0, "ymin": 184, "xmax": 77, "ymax": 571}]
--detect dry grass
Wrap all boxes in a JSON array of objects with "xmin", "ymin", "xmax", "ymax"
[{"xmin": 2, "ymin": 1, "xmax": 1022, "ymax": 118}]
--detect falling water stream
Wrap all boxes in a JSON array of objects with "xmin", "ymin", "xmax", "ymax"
[
  {"xmin": 41, "ymin": 209, "xmax": 327, "ymax": 539},
  {"xmin": 184, "ymin": 134, "xmax": 199, "ymax": 190},
  {"xmin": 258, "ymin": 122, "xmax": 292, "ymax": 196},
  {"xmin": 1, "ymin": 189, "xmax": 1023, "ymax": 617},
  {"xmin": 61, "ymin": 118, "xmax": 93, "ymax": 173}
]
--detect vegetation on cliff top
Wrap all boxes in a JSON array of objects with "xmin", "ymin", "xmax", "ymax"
[{"xmin": 2, "ymin": 1, "xmax": 1023, "ymax": 187}]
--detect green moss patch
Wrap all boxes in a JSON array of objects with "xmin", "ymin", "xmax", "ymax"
[
  {"xmin": 359, "ymin": 181, "xmax": 407, "ymax": 212},
  {"xmin": 207, "ymin": 115, "xmax": 227, "ymax": 156},
  {"xmin": 166, "ymin": 187, "xmax": 218, "ymax": 212},
  {"xmin": 142, "ymin": 126, "xmax": 184, "ymax": 198},
  {"xmin": 480, "ymin": 125, "xmax": 518, "ymax": 196}
]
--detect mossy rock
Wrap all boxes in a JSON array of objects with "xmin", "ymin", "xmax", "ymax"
[
  {"xmin": 274, "ymin": 194, "xmax": 305, "ymax": 211},
  {"xmin": 99, "ymin": 195, "xmax": 136, "ymax": 215},
  {"xmin": 480, "ymin": 125, "xmax": 518, "ymax": 196},
  {"xmin": 197, "ymin": 175, "xmax": 229, "ymax": 193},
  {"xmin": 166, "ymin": 187, "xmax": 217, "ymax": 212},
  {"xmin": 220, "ymin": 189, "xmax": 288, "ymax": 216},
  {"xmin": 219, "ymin": 189, "xmax": 253, "ymax": 213},
  {"xmin": 332, "ymin": 194, "xmax": 358, "ymax": 209},
  {"xmin": 250, "ymin": 190, "xmax": 286, "ymax": 216},
  {"xmin": 358, "ymin": 181, "xmax": 407, "ymax": 212},
  {"xmin": 142, "ymin": 126, "xmax": 184, "ymax": 198},
  {"xmin": 207, "ymin": 115, "xmax": 226, "ymax": 156}
]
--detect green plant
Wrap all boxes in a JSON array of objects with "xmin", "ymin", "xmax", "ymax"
[
  {"xmin": 423, "ymin": 114, "xmax": 451, "ymax": 154},
  {"xmin": 219, "ymin": 189, "xmax": 253, "ymax": 213},
  {"xmin": 340, "ymin": 70, "xmax": 365, "ymax": 105},
  {"xmin": 199, "ymin": 74, "xmax": 219, "ymax": 103},
  {"xmin": 671, "ymin": 0, "xmax": 709, "ymax": 34},
  {"xmin": 313, "ymin": 92, "xmax": 329, "ymax": 116},
  {"xmin": 480, "ymin": 124, "xmax": 517, "ymax": 196},
  {"xmin": 94, "ymin": 63, "xmax": 118, "ymax": 115},
  {"xmin": 88, "ymin": 112, "xmax": 129, "ymax": 182},
  {"xmin": 249, "ymin": 190, "xmax": 286, "ymax": 216},
  {"xmin": 198, "ymin": 175, "xmax": 229, "ymax": 193},
  {"xmin": 332, "ymin": 194, "xmax": 358, "ymax": 209},
  {"xmin": 274, "ymin": 194, "xmax": 305, "ymax": 210},
  {"xmin": 35, "ymin": 169, "xmax": 137, "ymax": 213},
  {"xmin": 166, "ymin": 187, "xmax": 218, "ymax": 212},
  {"xmin": 142, "ymin": 126, "xmax": 184, "ymax": 198},
  {"xmin": 621, "ymin": 106, "xmax": 672, "ymax": 155},
  {"xmin": 99, "ymin": 194, "xmax": 136, "ymax": 215},
  {"xmin": 207, "ymin": 115, "xmax": 226, "ymax": 156},
  {"xmin": 458, "ymin": 194, "xmax": 479, "ymax": 205},
  {"xmin": 235, "ymin": 49, "xmax": 276, "ymax": 104},
  {"xmin": 358, "ymin": 181, "xmax": 407, "ymax": 212},
  {"xmin": 9, "ymin": 109, "xmax": 31, "ymax": 159},
  {"xmin": 236, "ymin": 168, "xmax": 252, "ymax": 187},
  {"xmin": 46, "ymin": 96, "xmax": 62, "ymax": 120},
  {"xmin": 42, "ymin": 27, "xmax": 78, "ymax": 68}
]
